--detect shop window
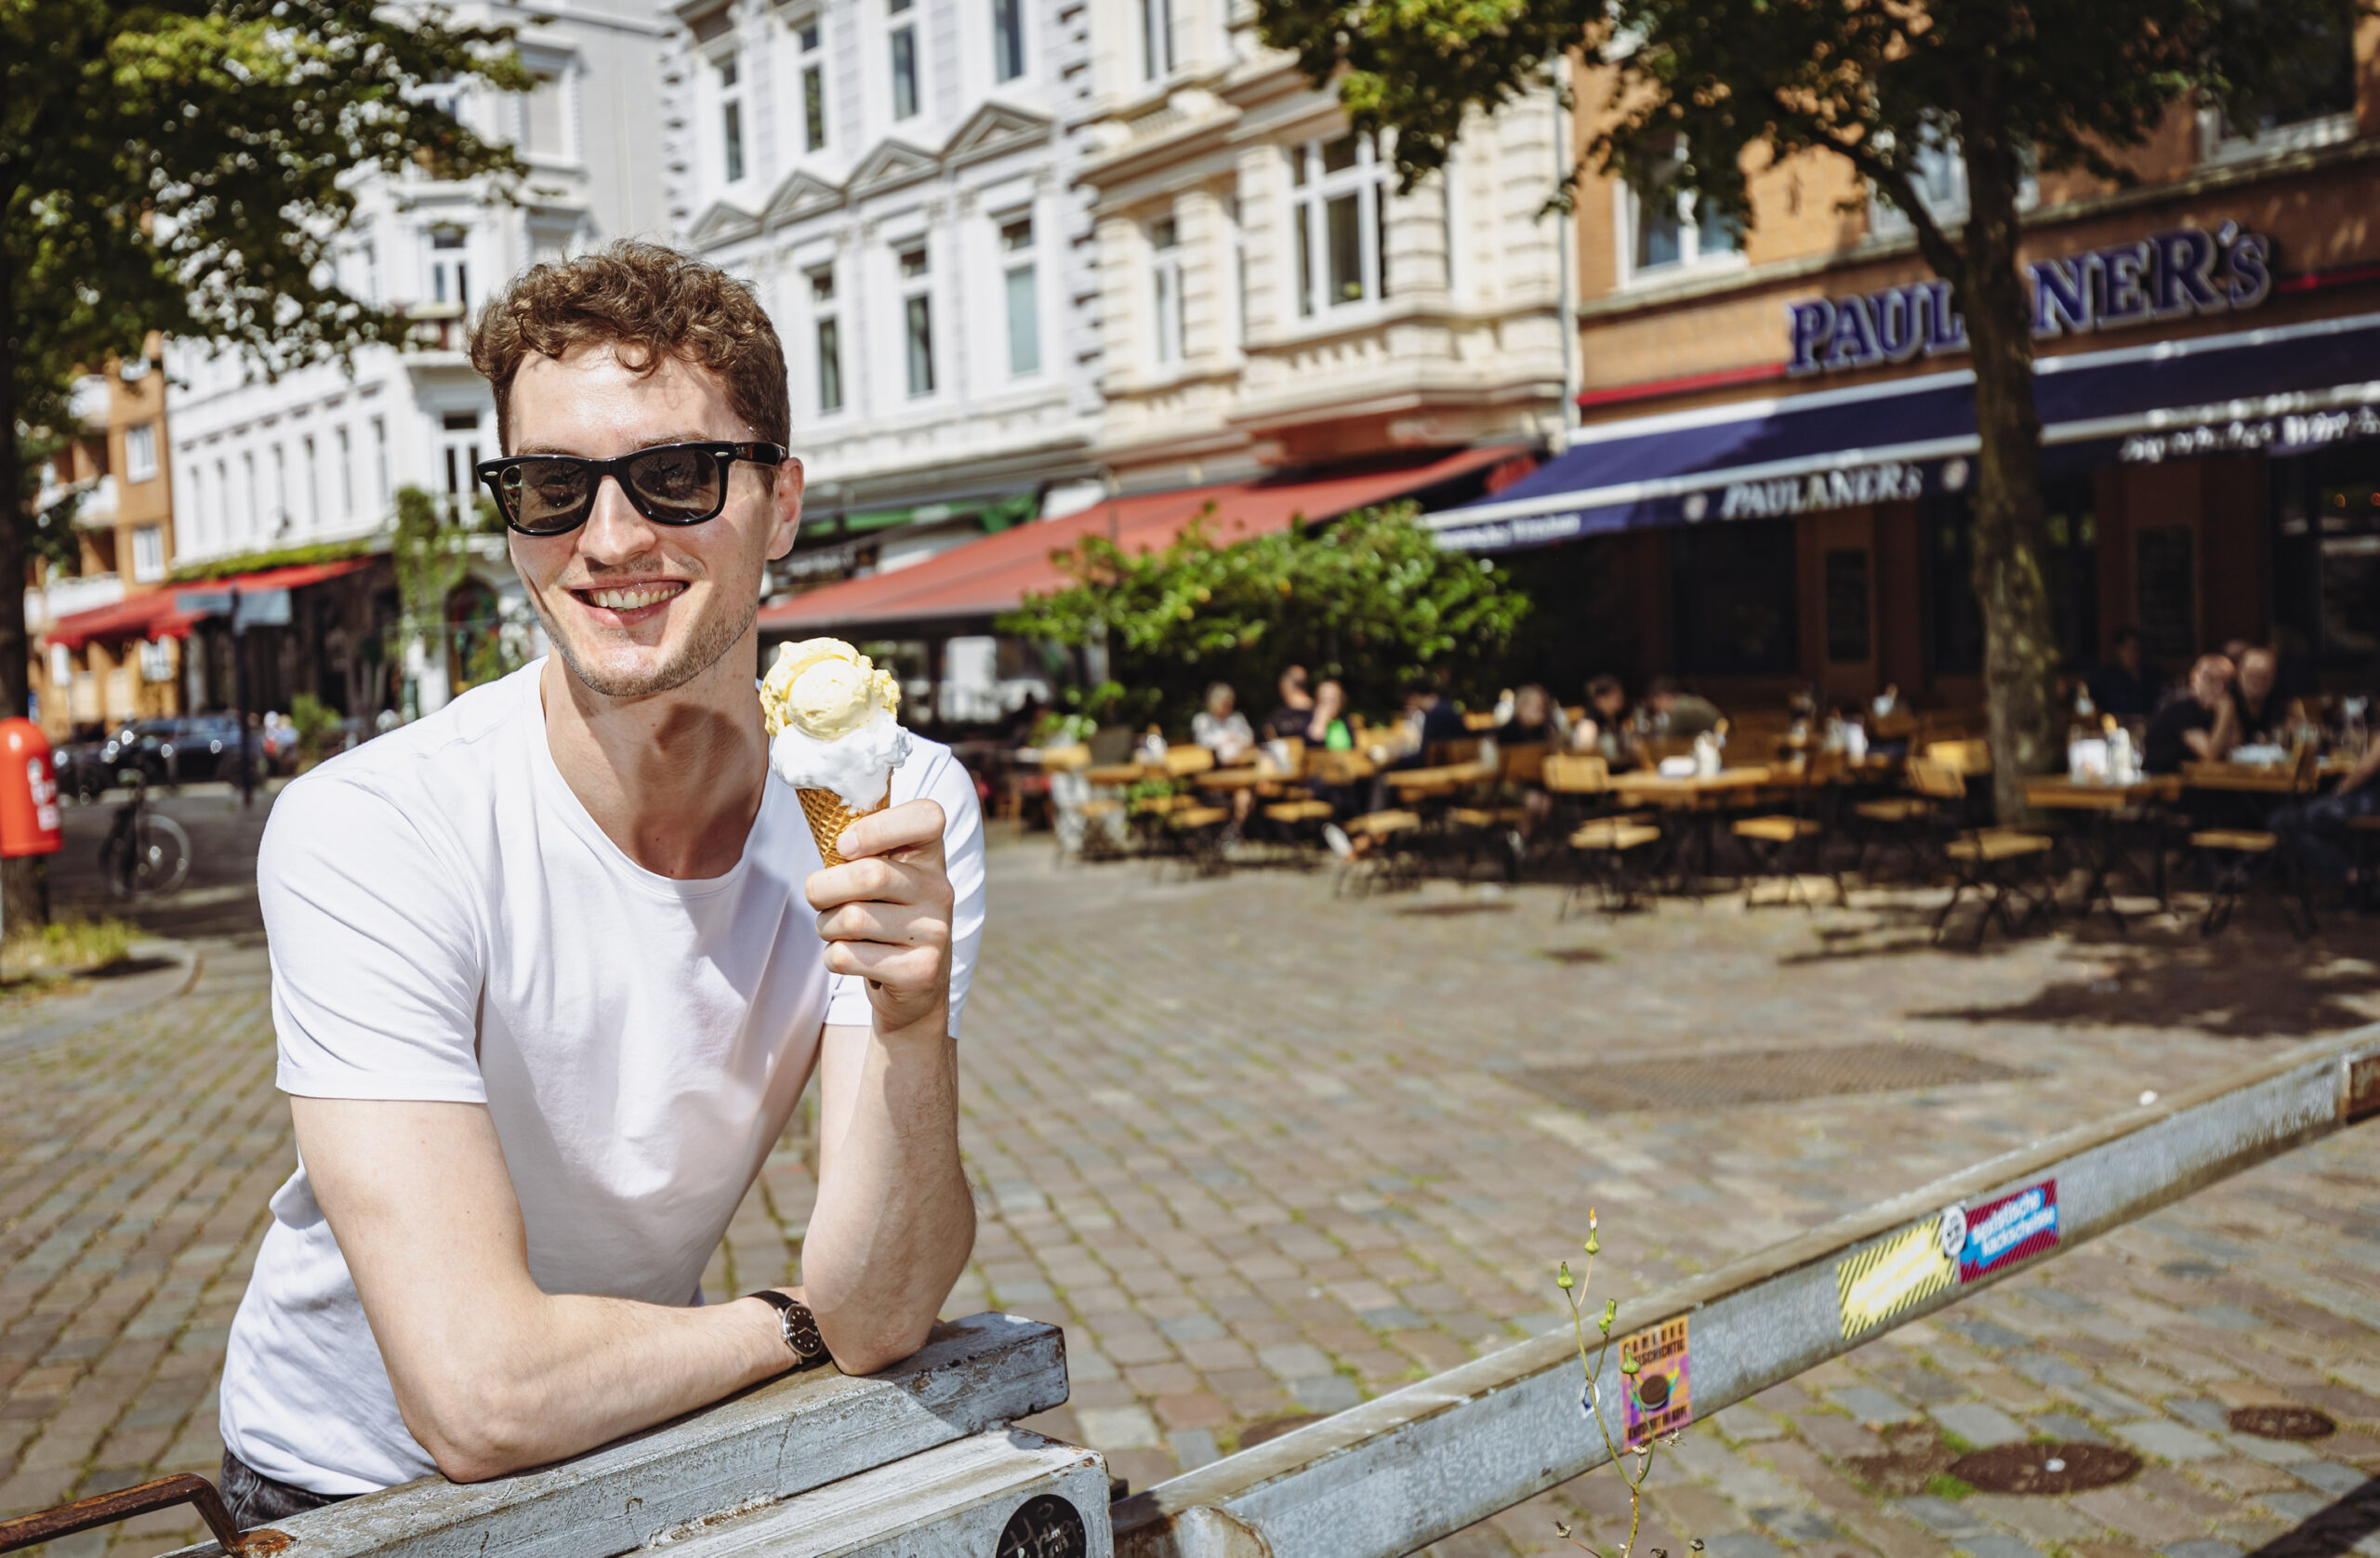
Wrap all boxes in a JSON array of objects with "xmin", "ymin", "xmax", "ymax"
[
  {"xmin": 1671, "ymin": 520, "xmax": 1798, "ymax": 677},
  {"xmin": 2272, "ymin": 442, "xmax": 2380, "ymax": 666},
  {"xmin": 1922, "ymin": 480, "xmax": 2097, "ymax": 677}
]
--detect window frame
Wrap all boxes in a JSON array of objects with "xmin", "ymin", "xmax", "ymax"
[
  {"xmin": 889, "ymin": 0, "xmax": 920, "ymax": 122},
  {"xmin": 898, "ymin": 243, "xmax": 935, "ymax": 398},
  {"xmin": 999, "ymin": 216, "xmax": 1041, "ymax": 377},
  {"xmin": 992, "ymin": 0, "xmax": 1025, "ymax": 83},
  {"xmin": 1286, "ymin": 134, "xmax": 1392, "ymax": 320},
  {"xmin": 1148, "ymin": 215, "xmax": 1184, "ymax": 366},
  {"xmin": 123, "ymin": 422, "xmax": 158, "ymax": 483},
  {"xmin": 1615, "ymin": 140, "xmax": 1741, "ymax": 286},
  {"xmin": 809, "ymin": 264, "xmax": 845, "ymax": 416}
]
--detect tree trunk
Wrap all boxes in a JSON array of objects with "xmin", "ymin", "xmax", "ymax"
[
  {"xmin": 1958, "ymin": 133, "xmax": 2059, "ymax": 825},
  {"xmin": 0, "ymin": 253, "xmax": 45, "ymax": 931}
]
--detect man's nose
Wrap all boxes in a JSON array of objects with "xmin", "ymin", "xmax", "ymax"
[{"xmin": 576, "ymin": 473, "xmax": 660, "ymax": 564}]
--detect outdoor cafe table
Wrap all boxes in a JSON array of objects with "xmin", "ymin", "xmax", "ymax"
[
  {"xmin": 1082, "ymin": 762, "xmax": 1148, "ymax": 786},
  {"xmin": 2181, "ymin": 759, "xmax": 2322, "ymax": 831},
  {"xmin": 2023, "ymin": 775, "xmax": 2183, "ymax": 927},
  {"xmin": 1607, "ymin": 767, "xmax": 1775, "ymax": 888},
  {"xmin": 1381, "ymin": 761, "xmax": 1498, "ymax": 799}
]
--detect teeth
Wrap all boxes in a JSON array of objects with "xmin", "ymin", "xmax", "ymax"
[{"xmin": 587, "ymin": 584, "xmax": 683, "ymax": 611}]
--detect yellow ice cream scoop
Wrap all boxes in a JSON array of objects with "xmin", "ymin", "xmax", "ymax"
[{"xmin": 761, "ymin": 638, "xmax": 901, "ymax": 740}]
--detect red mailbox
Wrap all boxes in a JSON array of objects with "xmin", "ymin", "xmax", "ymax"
[{"xmin": 0, "ymin": 719, "xmax": 64, "ymax": 858}]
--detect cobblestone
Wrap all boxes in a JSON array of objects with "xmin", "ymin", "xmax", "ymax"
[{"xmin": 6, "ymin": 822, "xmax": 2380, "ymax": 1551}]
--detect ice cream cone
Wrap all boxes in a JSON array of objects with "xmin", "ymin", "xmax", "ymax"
[{"xmin": 798, "ymin": 786, "xmax": 886, "ymax": 867}]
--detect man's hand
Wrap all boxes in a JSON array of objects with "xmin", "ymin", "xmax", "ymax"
[{"xmin": 808, "ymin": 799, "xmax": 952, "ymax": 1039}]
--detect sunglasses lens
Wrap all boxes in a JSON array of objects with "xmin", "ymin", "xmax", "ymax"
[
  {"xmin": 626, "ymin": 445, "xmax": 725, "ymax": 522},
  {"xmin": 509, "ymin": 459, "xmax": 596, "ymax": 535}
]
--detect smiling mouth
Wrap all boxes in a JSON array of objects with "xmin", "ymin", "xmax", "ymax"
[{"xmin": 574, "ymin": 581, "xmax": 689, "ymax": 613}]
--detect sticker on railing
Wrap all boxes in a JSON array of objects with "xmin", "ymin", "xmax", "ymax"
[
  {"xmin": 996, "ymin": 1493, "xmax": 1086, "ymax": 1558},
  {"xmin": 1955, "ymin": 1179, "xmax": 2060, "ymax": 1281},
  {"xmin": 1836, "ymin": 1218, "xmax": 1957, "ymax": 1338},
  {"xmin": 1620, "ymin": 1317, "xmax": 1691, "ymax": 1440}
]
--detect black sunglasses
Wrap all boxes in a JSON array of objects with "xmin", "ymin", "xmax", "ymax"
[{"xmin": 475, "ymin": 442, "xmax": 787, "ymax": 536}]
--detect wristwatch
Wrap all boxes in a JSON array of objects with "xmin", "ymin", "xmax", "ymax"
[{"xmin": 748, "ymin": 1290, "xmax": 833, "ymax": 1370}]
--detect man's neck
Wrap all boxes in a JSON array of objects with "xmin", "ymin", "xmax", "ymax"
[{"xmin": 540, "ymin": 646, "xmax": 770, "ymax": 880}]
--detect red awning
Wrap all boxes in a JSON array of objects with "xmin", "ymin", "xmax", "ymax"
[
  {"xmin": 43, "ymin": 592, "xmax": 206, "ymax": 652},
  {"xmin": 43, "ymin": 558, "xmax": 373, "ymax": 651},
  {"xmin": 758, "ymin": 445, "xmax": 1527, "ymax": 636}
]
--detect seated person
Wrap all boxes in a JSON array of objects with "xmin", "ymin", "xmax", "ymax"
[
  {"xmin": 1496, "ymin": 683, "xmax": 1565, "ymax": 747},
  {"xmin": 1262, "ymin": 665, "xmax": 1316, "ymax": 743},
  {"xmin": 1569, "ymin": 674, "xmax": 1641, "ymax": 767},
  {"xmin": 1639, "ymin": 676, "xmax": 1722, "ymax": 739},
  {"xmin": 2087, "ymin": 627, "xmax": 2167, "ymax": 719},
  {"xmin": 1367, "ymin": 679, "xmax": 1469, "ymax": 812},
  {"xmin": 2229, "ymin": 647, "xmax": 2285, "ymax": 748},
  {"xmin": 2144, "ymin": 654, "xmax": 2236, "ymax": 773},
  {"xmin": 1305, "ymin": 677, "xmax": 1355, "ymax": 751},
  {"xmin": 2276, "ymin": 733, "xmax": 2380, "ymax": 886},
  {"xmin": 1191, "ymin": 680, "xmax": 1256, "ymax": 764}
]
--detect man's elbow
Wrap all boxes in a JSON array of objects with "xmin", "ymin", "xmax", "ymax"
[
  {"xmin": 403, "ymin": 1378, "xmax": 550, "ymax": 1484},
  {"xmin": 815, "ymin": 1314, "xmax": 936, "ymax": 1378}
]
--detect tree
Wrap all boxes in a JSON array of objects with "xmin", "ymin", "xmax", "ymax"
[
  {"xmin": 3, "ymin": 0, "xmax": 528, "ymax": 918},
  {"xmin": 999, "ymin": 502, "xmax": 1533, "ymax": 726},
  {"xmin": 1254, "ymin": 0, "xmax": 2359, "ymax": 819}
]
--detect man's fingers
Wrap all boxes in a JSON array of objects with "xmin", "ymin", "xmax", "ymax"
[
  {"xmin": 815, "ymin": 902, "xmax": 946, "ymax": 947},
  {"xmin": 805, "ymin": 853, "xmax": 950, "ymax": 915},
  {"xmin": 834, "ymin": 799, "xmax": 945, "ymax": 865}
]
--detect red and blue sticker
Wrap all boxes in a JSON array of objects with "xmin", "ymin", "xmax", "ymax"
[{"xmin": 1951, "ymin": 1179, "xmax": 2060, "ymax": 1281}]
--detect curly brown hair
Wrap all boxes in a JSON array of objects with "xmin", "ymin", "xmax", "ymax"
[{"xmin": 468, "ymin": 241, "xmax": 789, "ymax": 455}]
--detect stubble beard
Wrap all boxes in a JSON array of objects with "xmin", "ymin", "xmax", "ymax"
[{"xmin": 534, "ymin": 580, "xmax": 760, "ymax": 701}]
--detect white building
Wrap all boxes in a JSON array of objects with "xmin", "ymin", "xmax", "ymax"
[
  {"xmin": 1078, "ymin": 0, "xmax": 1571, "ymax": 486},
  {"xmin": 661, "ymin": 0, "xmax": 1106, "ymax": 584},
  {"xmin": 164, "ymin": 0, "xmax": 672, "ymax": 713}
]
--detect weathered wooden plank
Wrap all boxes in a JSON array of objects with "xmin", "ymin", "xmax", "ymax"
[
  {"xmin": 163, "ymin": 1313, "xmax": 1066, "ymax": 1558},
  {"xmin": 652, "ymin": 1429, "xmax": 1111, "ymax": 1557},
  {"xmin": 1114, "ymin": 1026, "xmax": 2380, "ymax": 1558}
]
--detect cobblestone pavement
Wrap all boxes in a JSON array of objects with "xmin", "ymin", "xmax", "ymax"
[{"xmin": 2, "ymin": 812, "xmax": 2377, "ymax": 1554}]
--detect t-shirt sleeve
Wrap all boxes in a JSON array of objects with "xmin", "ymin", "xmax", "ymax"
[
  {"xmin": 259, "ymin": 773, "xmax": 488, "ymax": 1102},
  {"xmin": 824, "ymin": 746, "xmax": 987, "ymax": 1038}
]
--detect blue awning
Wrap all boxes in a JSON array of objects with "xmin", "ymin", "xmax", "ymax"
[{"xmin": 1435, "ymin": 310, "xmax": 2380, "ymax": 551}]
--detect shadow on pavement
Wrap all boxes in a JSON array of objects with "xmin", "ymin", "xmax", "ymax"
[
  {"xmin": 2252, "ymin": 1475, "xmax": 2380, "ymax": 1557},
  {"xmin": 1911, "ymin": 927, "xmax": 2380, "ymax": 1038}
]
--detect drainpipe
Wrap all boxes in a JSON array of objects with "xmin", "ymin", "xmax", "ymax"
[{"xmin": 1551, "ymin": 63, "xmax": 1582, "ymax": 454}]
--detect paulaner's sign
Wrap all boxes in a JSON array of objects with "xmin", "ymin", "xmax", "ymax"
[{"xmin": 1787, "ymin": 224, "xmax": 2273, "ymax": 377}]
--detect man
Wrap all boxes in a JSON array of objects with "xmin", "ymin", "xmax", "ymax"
[
  {"xmin": 1261, "ymin": 665, "xmax": 1315, "ymax": 742},
  {"xmin": 2277, "ymin": 728, "xmax": 2380, "ymax": 887},
  {"xmin": 218, "ymin": 244, "xmax": 983, "ymax": 1524},
  {"xmin": 1641, "ymin": 676, "xmax": 1721, "ymax": 739},
  {"xmin": 2087, "ymin": 627, "xmax": 2166, "ymax": 719},
  {"xmin": 2144, "ymin": 653, "xmax": 2236, "ymax": 773},
  {"xmin": 2229, "ymin": 646, "xmax": 2285, "ymax": 747}
]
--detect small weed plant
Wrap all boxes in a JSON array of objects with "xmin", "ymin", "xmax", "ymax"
[{"xmin": 1551, "ymin": 1209, "xmax": 1699, "ymax": 1558}]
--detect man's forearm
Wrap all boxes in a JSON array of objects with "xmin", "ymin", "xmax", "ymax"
[{"xmin": 800, "ymin": 1020, "xmax": 974, "ymax": 1374}]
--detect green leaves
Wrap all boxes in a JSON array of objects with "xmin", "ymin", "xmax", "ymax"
[{"xmin": 997, "ymin": 502, "xmax": 1531, "ymax": 724}]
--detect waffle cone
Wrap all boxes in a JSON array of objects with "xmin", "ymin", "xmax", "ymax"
[{"xmin": 798, "ymin": 786, "xmax": 885, "ymax": 867}]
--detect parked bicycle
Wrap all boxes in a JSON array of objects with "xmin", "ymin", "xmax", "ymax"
[{"xmin": 99, "ymin": 771, "xmax": 192, "ymax": 900}]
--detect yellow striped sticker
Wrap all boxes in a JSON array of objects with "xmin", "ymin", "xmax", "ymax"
[{"xmin": 1836, "ymin": 1221, "xmax": 1957, "ymax": 1338}]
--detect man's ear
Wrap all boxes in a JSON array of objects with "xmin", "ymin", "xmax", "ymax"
[{"xmin": 768, "ymin": 457, "xmax": 805, "ymax": 561}]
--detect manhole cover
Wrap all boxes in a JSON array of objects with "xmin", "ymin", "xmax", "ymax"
[
  {"xmin": 1951, "ymin": 1442, "xmax": 2140, "ymax": 1495},
  {"xmin": 1519, "ymin": 1041, "xmax": 2031, "ymax": 1114},
  {"xmin": 2230, "ymin": 1405, "xmax": 2336, "ymax": 1439},
  {"xmin": 1237, "ymin": 1415, "xmax": 1320, "ymax": 1448}
]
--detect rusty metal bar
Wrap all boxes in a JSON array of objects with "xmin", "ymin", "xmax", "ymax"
[
  {"xmin": 1113, "ymin": 1025, "xmax": 2380, "ymax": 1558},
  {"xmin": 0, "ymin": 1472, "xmax": 285, "ymax": 1556}
]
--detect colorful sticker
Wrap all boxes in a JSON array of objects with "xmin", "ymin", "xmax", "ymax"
[
  {"xmin": 1957, "ymin": 1179, "xmax": 2060, "ymax": 1281},
  {"xmin": 1620, "ymin": 1317, "xmax": 1691, "ymax": 1441},
  {"xmin": 1837, "ymin": 1219, "xmax": 1957, "ymax": 1338}
]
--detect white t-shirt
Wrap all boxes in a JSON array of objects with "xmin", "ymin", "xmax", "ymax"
[{"xmin": 219, "ymin": 661, "xmax": 985, "ymax": 1494}]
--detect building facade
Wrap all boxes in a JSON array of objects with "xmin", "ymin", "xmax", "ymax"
[
  {"xmin": 1077, "ymin": 0, "xmax": 1570, "ymax": 489},
  {"xmin": 158, "ymin": 0, "xmax": 668, "ymax": 719},
  {"xmin": 1442, "ymin": 18, "xmax": 2380, "ymax": 713},
  {"xmin": 25, "ymin": 348, "xmax": 184, "ymax": 737},
  {"xmin": 663, "ymin": 0, "xmax": 1108, "ymax": 587}
]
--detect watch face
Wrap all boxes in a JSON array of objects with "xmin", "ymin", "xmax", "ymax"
[{"xmin": 785, "ymin": 1303, "xmax": 826, "ymax": 1362}]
